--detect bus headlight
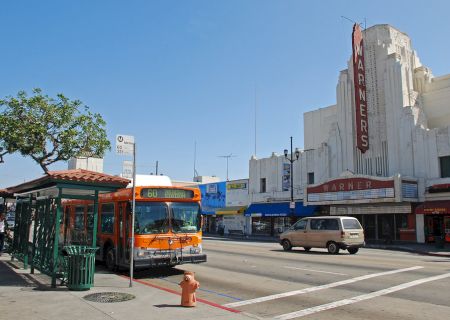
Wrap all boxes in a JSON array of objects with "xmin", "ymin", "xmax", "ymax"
[
  {"xmin": 136, "ymin": 249, "xmax": 145, "ymax": 257},
  {"xmin": 190, "ymin": 247, "xmax": 201, "ymax": 254}
]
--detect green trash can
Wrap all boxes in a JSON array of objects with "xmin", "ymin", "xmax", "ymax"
[{"xmin": 64, "ymin": 246, "xmax": 99, "ymax": 291}]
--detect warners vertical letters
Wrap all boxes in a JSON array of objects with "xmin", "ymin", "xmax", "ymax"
[{"xmin": 352, "ymin": 24, "xmax": 369, "ymax": 153}]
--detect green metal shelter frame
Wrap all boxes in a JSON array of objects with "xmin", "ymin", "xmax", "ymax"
[{"xmin": 7, "ymin": 171, "xmax": 129, "ymax": 287}]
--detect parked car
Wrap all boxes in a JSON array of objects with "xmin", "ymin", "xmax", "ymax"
[{"xmin": 279, "ymin": 216, "xmax": 365, "ymax": 254}]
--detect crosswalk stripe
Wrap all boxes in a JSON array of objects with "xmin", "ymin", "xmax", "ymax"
[
  {"xmin": 274, "ymin": 272, "xmax": 450, "ymax": 319},
  {"xmin": 224, "ymin": 266, "xmax": 423, "ymax": 308}
]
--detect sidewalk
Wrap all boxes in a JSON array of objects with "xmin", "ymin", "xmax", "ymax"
[
  {"xmin": 204, "ymin": 234, "xmax": 450, "ymax": 257},
  {"xmin": 0, "ymin": 254, "xmax": 254, "ymax": 320}
]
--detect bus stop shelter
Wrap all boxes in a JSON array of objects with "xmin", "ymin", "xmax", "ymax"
[
  {"xmin": 0, "ymin": 189, "xmax": 14, "ymax": 214},
  {"xmin": 5, "ymin": 169, "xmax": 129, "ymax": 287}
]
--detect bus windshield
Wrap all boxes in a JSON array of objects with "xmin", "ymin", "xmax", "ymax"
[
  {"xmin": 135, "ymin": 202, "xmax": 169, "ymax": 234},
  {"xmin": 171, "ymin": 202, "xmax": 201, "ymax": 233}
]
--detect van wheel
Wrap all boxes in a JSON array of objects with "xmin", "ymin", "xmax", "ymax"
[
  {"xmin": 105, "ymin": 248, "xmax": 117, "ymax": 271},
  {"xmin": 327, "ymin": 242, "xmax": 340, "ymax": 254},
  {"xmin": 348, "ymin": 248, "xmax": 359, "ymax": 254},
  {"xmin": 282, "ymin": 239, "xmax": 292, "ymax": 251},
  {"xmin": 304, "ymin": 247, "xmax": 311, "ymax": 252}
]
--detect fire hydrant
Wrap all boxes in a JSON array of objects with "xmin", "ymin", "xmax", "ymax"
[{"xmin": 179, "ymin": 271, "xmax": 200, "ymax": 307}]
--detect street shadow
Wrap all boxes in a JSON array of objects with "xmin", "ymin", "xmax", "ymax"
[
  {"xmin": 154, "ymin": 304, "xmax": 183, "ymax": 308},
  {"xmin": 31, "ymin": 285, "xmax": 69, "ymax": 292},
  {"xmin": 0, "ymin": 260, "xmax": 36, "ymax": 287},
  {"xmin": 203, "ymin": 235, "xmax": 277, "ymax": 244},
  {"xmin": 128, "ymin": 267, "xmax": 184, "ymax": 279},
  {"xmin": 94, "ymin": 264, "xmax": 185, "ymax": 279},
  {"xmin": 270, "ymin": 249, "xmax": 331, "ymax": 255}
]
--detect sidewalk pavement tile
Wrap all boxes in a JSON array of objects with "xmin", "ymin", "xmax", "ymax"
[{"xmin": 0, "ymin": 254, "xmax": 253, "ymax": 320}]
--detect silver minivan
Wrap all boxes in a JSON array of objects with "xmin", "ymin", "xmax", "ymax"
[{"xmin": 279, "ymin": 216, "xmax": 365, "ymax": 254}]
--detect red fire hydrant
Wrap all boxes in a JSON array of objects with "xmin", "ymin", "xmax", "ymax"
[{"xmin": 179, "ymin": 271, "xmax": 200, "ymax": 307}]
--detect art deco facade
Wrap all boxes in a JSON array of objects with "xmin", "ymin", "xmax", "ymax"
[{"xmin": 249, "ymin": 24, "xmax": 450, "ymax": 243}]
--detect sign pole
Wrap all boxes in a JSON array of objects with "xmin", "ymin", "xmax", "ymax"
[{"xmin": 129, "ymin": 142, "xmax": 136, "ymax": 287}]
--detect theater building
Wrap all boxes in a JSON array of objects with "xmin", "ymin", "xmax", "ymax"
[{"xmin": 249, "ymin": 24, "xmax": 450, "ymax": 243}]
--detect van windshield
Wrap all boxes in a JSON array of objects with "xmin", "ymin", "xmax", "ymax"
[{"xmin": 342, "ymin": 218, "xmax": 362, "ymax": 230}]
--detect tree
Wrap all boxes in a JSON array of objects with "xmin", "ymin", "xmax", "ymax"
[{"xmin": 0, "ymin": 88, "xmax": 111, "ymax": 173}]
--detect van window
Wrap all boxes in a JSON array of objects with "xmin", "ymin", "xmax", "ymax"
[
  {"xmin": 292, "ymin": 219, "xmax": 307, "ymax": 230},
  {"xmin": 309, "ymin": 219, "xmax": 339, "ymax": 230},
  {"xmin": 342, "ymin": 218, "xmax": 362, "ymax": 230},
  {"xmin": 310, "ymin": 219, "xmax": 325, "ymax": 230},
  {"xmin": 325, "ymin": 219, "xmax": 339, "ymax": 230}
]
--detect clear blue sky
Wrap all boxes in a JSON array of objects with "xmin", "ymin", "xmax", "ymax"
[{"xmin": 1, "ymin": 0, "xmax": 449, "ymax": 187}]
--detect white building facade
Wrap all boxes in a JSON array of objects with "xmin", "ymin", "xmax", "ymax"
[
  {"xmin": 250, "ymin": 24, "xmax": 450, "ymax": 243},
  {"xmin": 68, "ymin": 157, "xmax": 104, "ymax": 173}
]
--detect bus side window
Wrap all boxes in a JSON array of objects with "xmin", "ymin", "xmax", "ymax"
[{"xmin": 100, "ymin": 203, "xmax": 115, "ymax": 234}]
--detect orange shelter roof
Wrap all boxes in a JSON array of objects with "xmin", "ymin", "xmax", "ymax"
[{"xmin": 7, "ymin": 169, "xmax": 130, "ymax": 194}]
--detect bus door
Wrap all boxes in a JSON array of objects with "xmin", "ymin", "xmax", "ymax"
[{"xmin": 118, "ymin": 202, "xmax": 129, "ymax": 265}]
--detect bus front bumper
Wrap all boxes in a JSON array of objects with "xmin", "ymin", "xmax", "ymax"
[{"xmin": 134, "ymin": 254, "xmax": 207, "ymax": 269}]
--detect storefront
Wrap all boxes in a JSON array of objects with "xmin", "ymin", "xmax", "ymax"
[
  {"xmin": 199, "ymin": 182, "xmax": 226, "ymax": 234},
  {"xmin": 416, "ymin": 201, "xmax": 450, "ymax": 243},
  {"xmin": 245, "ymin": 202, "xmax": 316, "ymax": 236},
  {"xmin": 216, "ymin": 206, "xmax": 247, "ymax": 235},
  {"xmin": 201, "ymin": 208, "xmax": 217, "ymax": 233},
  {"xmin": 306, "ymin": 175, "xmax": 419, "ymax": 242}
]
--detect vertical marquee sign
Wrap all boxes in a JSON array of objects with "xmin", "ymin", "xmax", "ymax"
[{"xmin": 352, "ymin": 23, "xmax": 369, "ymax": 153}]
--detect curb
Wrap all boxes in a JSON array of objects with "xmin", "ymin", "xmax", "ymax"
[
  {"xmin": 364, "ymin": 245, "xmax": 450, "ymax": 258},
  {"xmin": 204, "ymin": 236, "xmax": 450, "ymax": 257}
]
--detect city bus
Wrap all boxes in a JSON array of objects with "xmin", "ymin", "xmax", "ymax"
[{"xmin": 62, "ymin": 185, "xmax": 206, "ymax": 270}]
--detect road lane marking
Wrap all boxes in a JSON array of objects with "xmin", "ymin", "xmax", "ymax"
[
  {"xmin": 284, "ymin": 266, "xmax": 347, "ymax": 276},
  {"xmin": 274, "ymin": 272, "xmax": 450, "ymax": 319},
  {"xmin": 224, "ymin": 266, "xmax": 423, "ymax": 308}
]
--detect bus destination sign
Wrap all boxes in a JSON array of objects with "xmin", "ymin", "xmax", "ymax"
[{"xmin": 141, "ymin": 188, "xmax": 194, "ymax": 199}]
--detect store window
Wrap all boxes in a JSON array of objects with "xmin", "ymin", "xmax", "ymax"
[
  {"xmin": 377, "ymin": 214, "xmax": 394, "ymax": 242},
  {"xmin": 308, "ymin": 172, "xmax": 315, "ymax": 185},
  {"xmin": 101, "ymin": 203, "xmax": 115, "ymax": 234},
  {"xmin": 274, "ymin": 217, "xmax": 293, "ymax": 234},
  {"xmin": 440, "ymin": 156, "xmax": 450, "ymax": 178},
  {"xmin": 260, "ymin": 178, "xmax": 266, "ymax": 193},
  {"xmin": 252, "ymin": 217, "xmax": 271, "ymax": 235}
]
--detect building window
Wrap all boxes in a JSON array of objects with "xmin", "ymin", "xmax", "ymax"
[
  {"xmin": 260, "ymin": 178, "xmax": 266, "ymax": 193},
  {"xmin": 308, "ymin": 172, "xmax": 315, "ymax": 185},
  {"xmin": 440, "ymin": 156, "xmax": 450, "ymax": 178}
]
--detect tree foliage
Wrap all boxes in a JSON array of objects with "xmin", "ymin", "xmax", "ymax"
[{"xmin": 0, "ymin": 89, "xmax": 111, "ymax": 173}]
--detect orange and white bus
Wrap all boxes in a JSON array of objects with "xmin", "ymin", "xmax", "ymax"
[{"xmin": 63, "ymin": 185, "xmax": 206, "ymax": 270}]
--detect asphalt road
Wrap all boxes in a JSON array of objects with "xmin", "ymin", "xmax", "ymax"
[{"xmin": 134, "ymin": 237, "xmax": 450, "ymax": 319}]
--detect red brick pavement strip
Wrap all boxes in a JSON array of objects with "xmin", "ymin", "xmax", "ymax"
[{"xmin": 120, "ymin": 275, "xmax": 242, "ymax": 314}]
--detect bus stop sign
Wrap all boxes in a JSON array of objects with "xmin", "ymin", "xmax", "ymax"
[{"xmin": 116, "ymin": 135, "xmax": 134, "ymax": 156}]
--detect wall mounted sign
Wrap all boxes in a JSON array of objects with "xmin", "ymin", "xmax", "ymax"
[
  {"xmin": 352, "ymin": 23, "xmax": 369, "ymax": 153},
  {"xmin": 307, "ymin": 177, "xmax": 395, "ymax": 202},
  {"xmin": 227, "ymin": 182, "xmax": 248, "ymax": 190}
]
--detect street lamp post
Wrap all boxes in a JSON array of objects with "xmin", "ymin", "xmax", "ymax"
[{"xmin": 284, "ymin": 137, "xmax": 300, "ymax": 215}]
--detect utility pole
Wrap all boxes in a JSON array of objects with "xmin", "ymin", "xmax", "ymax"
[
  {"xmin": 218, "ymin": 154, "xmax": 236, "ymax": 181},
  {"xmin": 284, "ymin": 137, "xmax": 300, "ymax": 215}
]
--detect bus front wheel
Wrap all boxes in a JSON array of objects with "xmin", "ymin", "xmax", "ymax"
[{"xmin": 106, "ymin": 248, "xmax": 116, "ymax": 271}]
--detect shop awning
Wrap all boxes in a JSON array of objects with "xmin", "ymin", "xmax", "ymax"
[
  {"xmin": 244, "ymin": 201, "xmax": 316, "ymax": 217},
  {"xmin": 216, "ymin": 206, "xmax": 247, "ymax": 215},
  {"xmin": 201, "ymin": 208, "xmax": 216, "ymax": 215},
  {"xmin": 416, "ymin": 201, "xmax": 450, "ymax": 215}
]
